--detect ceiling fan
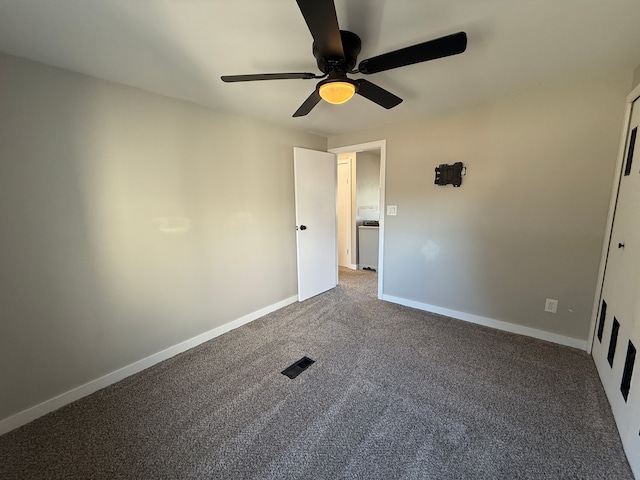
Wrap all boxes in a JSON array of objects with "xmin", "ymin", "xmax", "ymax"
[{"xmin": 221, "ymin": 0, "xmax": 467, "ymax": 117}]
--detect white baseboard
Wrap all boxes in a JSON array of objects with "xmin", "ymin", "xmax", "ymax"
[
  {"xmin": 0, "ymin": 295, "xmax": 298, "ymax": 436},
  {"xmin": 339, "ymin": 264, "xmax": 358, "ymax": 270},
  {"xmin": 381, "ymin": 294, "xmax": 587, "ymax": 351}
]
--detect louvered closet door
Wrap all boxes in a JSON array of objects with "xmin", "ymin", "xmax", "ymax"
[{"xmin": 593, "ymin": 97, "xmax": 640, "ymax": 476}]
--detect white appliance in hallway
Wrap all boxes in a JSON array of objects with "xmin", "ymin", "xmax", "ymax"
[{"xmin": 358, "ymin": 223, "xmax": 379, "ymax": 270}]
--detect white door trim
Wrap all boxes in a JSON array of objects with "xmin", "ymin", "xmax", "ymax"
[
  {"xmin": 588, "ymin": 84, "xmax": 640, "ymax": 354},
  {"xmin": 329, "ymin": 140, "xmax": 386, "ymax": 299}
]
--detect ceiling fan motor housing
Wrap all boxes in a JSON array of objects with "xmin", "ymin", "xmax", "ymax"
[{"xmin": 313, "ymin": 30, "xmax": 361, "ymax": 74}]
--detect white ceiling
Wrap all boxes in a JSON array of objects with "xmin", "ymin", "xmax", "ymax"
[{"xmin": 1, "ymin": 0, "xmax": 640, "ymax": 136}]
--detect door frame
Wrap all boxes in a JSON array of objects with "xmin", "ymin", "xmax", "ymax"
[
  {"xmin": 588, "ymin": 83, "xmax": 640, "ymax": 354},
  {"xmin": 329, "ymin": 140, "xmax": 386, "ymax": 300}
]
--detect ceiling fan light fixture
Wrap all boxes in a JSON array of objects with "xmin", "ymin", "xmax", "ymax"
[
  {"xmin": 319, "ymin": 80, "xmax": 356, "ymax": 104},
  {"xmin": 222, "ymin": 0, "xmax": 468, "ymax": 117}
]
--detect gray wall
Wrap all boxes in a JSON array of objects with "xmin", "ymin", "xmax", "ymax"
[
  {"xmin": 329, "ymin": 72, "xmax": 631, "ymax": 342},
  {"xmin": 0, "ymin": 53, "xmax": 326, "ymax": 421},
  {"xmin": 355, "ymin": 151, "xmax": 381, "ymax": 224}
]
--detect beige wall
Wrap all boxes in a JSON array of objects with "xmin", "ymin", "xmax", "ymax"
[
  {"xmin": 329, "ymin": 72, "xmax": 631, "ymax": 342},
  {"xmin": 0, "ymin": 53, "xmax": 325, "ymax": 421}
]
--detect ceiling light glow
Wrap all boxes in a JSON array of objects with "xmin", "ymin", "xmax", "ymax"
[{"xmin": 319, "ymin": 81, "xmax": 356, "ymax": 104}]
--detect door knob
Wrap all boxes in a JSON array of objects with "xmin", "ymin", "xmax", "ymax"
[
  {"xmin": 300, "ymin": 225, "xmax": 307, "ymax": 230},
  {"xmin": 618, "ymin": 242, "xmax": 625, "ymax": 249}
]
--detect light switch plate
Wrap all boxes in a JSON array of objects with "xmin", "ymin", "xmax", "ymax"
[{"xmin": 387, "ymin": 205, "xmax": 397, "ymax": 216}]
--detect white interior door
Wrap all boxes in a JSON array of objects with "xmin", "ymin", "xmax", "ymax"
[
  {"xmin": 337, "ymin": 160, "xmax": 352, "ymax": 267},
  {"xmin": 294, "ymin": 147, "xmax": 337, "ymax": 301},
  {"xmin": 593, "ymin": 97, "xmax": 640, "ymax": 476}
]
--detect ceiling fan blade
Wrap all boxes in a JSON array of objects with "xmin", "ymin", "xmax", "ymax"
[
  {"xmin": 296, "ymin": 0, "xmax": 344, "ymax": 60},
  {"xmin": 358, "ymin": 31, "xmax": 467, "ymax": 74},
  {"xmin": 221, "ymin": 72, "xmax": 318, "ymax": 82},
  {"xmin": 355, "ymin": 79, "xmax": 402, "ymax": 109},
  {"xmin": 293, "ymin": 90, "xmax": 322, "ymax": 117}
]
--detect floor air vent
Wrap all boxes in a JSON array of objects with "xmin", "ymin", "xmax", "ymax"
[{"xmin": 282, "ymin": 356, "xmax": 315, "ymax": 379}]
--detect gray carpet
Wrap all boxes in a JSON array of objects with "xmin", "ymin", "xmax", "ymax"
[{"xmin": 0, "ymin": 268, "xmax": 633, "ymax": 479}]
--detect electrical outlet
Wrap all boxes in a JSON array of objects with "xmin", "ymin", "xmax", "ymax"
[
  {"xmin": 387, "ymin": 205, "xmax": 397, "ymax": 216},
  {"xmin": 545, "ymin": 298, "xmax": 558, "ymax": 314}
]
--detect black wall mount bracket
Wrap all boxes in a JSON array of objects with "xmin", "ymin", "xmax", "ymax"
[{"xmin": 434, "ymin": 162, "xmax": 466, "ymax": 187}]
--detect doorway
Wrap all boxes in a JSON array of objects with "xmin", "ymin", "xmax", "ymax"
[{"xmin": 330, "ymin": 140, "xmax": 386, "ymax": 299}]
